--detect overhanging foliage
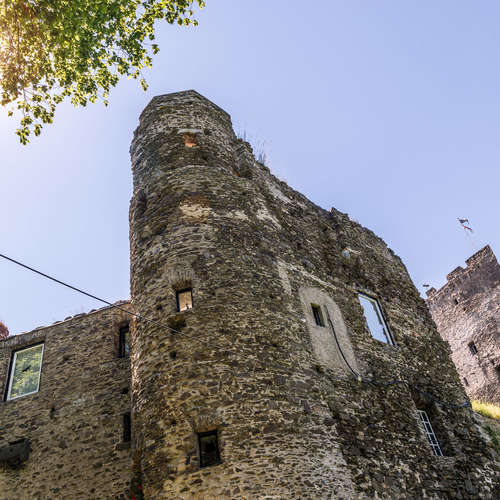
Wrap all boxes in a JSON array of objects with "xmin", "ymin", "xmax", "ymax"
[{"xmin": 0, "ymin": 0, "xmax": 204, "ymax": 143}]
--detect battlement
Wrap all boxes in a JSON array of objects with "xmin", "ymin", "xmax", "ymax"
[
  {"xmin": 426, "ymin": 245, "xmax": 500, "ymax": 406},
  {"xmin": 426, "ymin": 245, "xmax": 499, "ymax": 301},
  {"xmin": 465, "ymin": 243, "xmax": 495, "ymax": 267}
]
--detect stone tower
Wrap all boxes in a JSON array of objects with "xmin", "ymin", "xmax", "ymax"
[
  {"xmin": 426, "ymin": 245, "xmax": 500, "ymax": 405},
  {"xmin": 129, "ymin": 91, "xmax": 498, "ymax": 498}
]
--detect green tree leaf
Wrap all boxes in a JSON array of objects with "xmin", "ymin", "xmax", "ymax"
[{"xmin": 0, "ymin": 0, "xmax": 204, "ymax": 144}]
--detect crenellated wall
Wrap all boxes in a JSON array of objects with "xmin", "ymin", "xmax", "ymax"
[{"xmin": 427, "ymin": 245, "xmax": 500, "ymax": 405}]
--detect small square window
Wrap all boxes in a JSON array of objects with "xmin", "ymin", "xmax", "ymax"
[
  {"xmin": 311, "ymin": 304, "xmax": 325, "ymax": 327},
  {"xmin": 198, "ymin": 430, "xmax": 221, "ymax": 468},
  {"xmin": 6, "ymin": 343, "xmax": 44, "ymax": 401},
  {"xmin": 358, "ymin": 293, "xmax": 394, "ymax": 345},
  {"xmin": 119, "ymin": 324, "xmax": 130, "ymax": 358},
  {"xmin": 183, "ymin": 132, "xmax": 197, "ymax": 148},
  {"xmin": 176, "ymin": 289, "xmax": 193, "ymax": 312},
  {"xmin": 123, "ymin": 413, "xmax": 131, "ymax": 442},
  {"xmin": 468, "ymin": 342, "xmax": 478, "ymax": 355}
]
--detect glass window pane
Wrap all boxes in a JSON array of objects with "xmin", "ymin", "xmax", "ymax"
[
  {"xmin": 124, "ymin": 329, "xmax": 130, "ymax": 355},
  {"xmin": 120, "ymin": 325, "xmax": 130, "ymax": 357},
  {"xmin": 8, "ymin": 344, "xmax": 44, "ymax": 400},
  {"xmin": 358, "ymin": 294, "xmax": 391, "ymax": 344}
]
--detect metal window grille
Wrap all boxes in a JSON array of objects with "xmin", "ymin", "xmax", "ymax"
[
  {"xmin": 417, "ymin": 410, "xmax": 443, "ymax": 456},
  {"xmin": 311, "ymin": 305, "xmax": 324, "ymax": 327},
  {"xmin": 468, "ymin": 342, "xmax": 478, "ymax": 355}
]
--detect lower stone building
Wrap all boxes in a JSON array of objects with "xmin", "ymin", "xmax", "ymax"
[
  {"xmin": 426, "ymin": 245, "xmax": 500, "ymax": 405},
  {"xmin": 0, "ymin": 91, "xmax": 499, "ymax": 498},
  {"xmin": 0, "ymin": 304, "xmax": 132, "ymax": 498}
]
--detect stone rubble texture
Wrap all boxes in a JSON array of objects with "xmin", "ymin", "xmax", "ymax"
[
  {"xmin": 426, "ymin": 245, "xmax": 500, "ymax": 406},
  {"xmin": 0, "ymin": 305, "xmax": 132, "ymax": 499},
  {"xmin": 0, "ymin": 90, "xmax": 499, "ymax": 499}
]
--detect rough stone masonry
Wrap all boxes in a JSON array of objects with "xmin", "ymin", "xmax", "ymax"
[
  {"xmin": 0, "ymin": 90, "xmax": 499, "ymax": 499},
  {"xmin": 426, "ymin": 245, "xmax": 500, "ymax": 405}
]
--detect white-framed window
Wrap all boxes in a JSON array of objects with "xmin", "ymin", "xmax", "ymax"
[
  {"xmin": 417, "ymin": 409, "xmax": 443, "ymax": 456},
  {"xmin": 6, "ymin": 343, "xmax": 44, "ymax": 401},
  {"xmin": 357, "ymin": 293, "xmax": 394, "ymax": 345}
]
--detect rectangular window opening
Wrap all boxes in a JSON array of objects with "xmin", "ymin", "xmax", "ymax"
[
  {"xmin": 417, "ymin": 409, "xmax": 443, "ymax": 456},
  {"xmin": 463, "ymin": 377, "xmax": 469, "ymax": 386},
  {"xmin": 6, "ymin": 343, "xmax": 44, "ymax": 401},
  {"xmin": 123, "ymin": 413, "xmax": 131, "ymax": 442},
  {"xmin": 468, "ymin": 342, "xmax": 478, "ymax": 355},
  {"xmin": 357, "ymin": 293, "xmax": 394, "ymax": 345},
  {"xmin": 198, "ymin": 430, "xmax": 221, "ymax": 468},
  {"xmin": 119, "ymin": 324, "xmax": 130, "ymax": 358},
  {"xmin": 311, "ymin": 304, "xmax": 325, "ymax": 327},
  {"xmin": 176, "ymin": 288, "xmax": 193, "ymax": 312}
]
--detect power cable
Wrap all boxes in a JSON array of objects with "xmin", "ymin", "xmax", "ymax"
[
  {"xmin": 0, "ymin": 252, "xmax": 216, "ymax": 350},
  {"xmin": 325, "ymin": 307, "xmax": 359, "ymax": 380},
  {"xmin": 0, "ymin": 251, "xmax": 472, "ymax": 411}
]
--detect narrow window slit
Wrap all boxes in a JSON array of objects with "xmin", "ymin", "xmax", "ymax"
[
  {"xmin": 119, "ymin": 324, "xmax": 130, "ymax": 358},
  {"xmin": 123, "ymin": 413, "xmax": 131, "ymax": 442},
  {"xmin": 311, "ymin": 304, "xmax": 325, "ymax": 327},
  {"xmin": 468, "ymin": 342, "xmax": 478, "ymax": 355}
]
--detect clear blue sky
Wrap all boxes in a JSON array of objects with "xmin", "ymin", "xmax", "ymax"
[{"xmin": 1, "ymin": 1, "xmax": 498, "ymax": 335}]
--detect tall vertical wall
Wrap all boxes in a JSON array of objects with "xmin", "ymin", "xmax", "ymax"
[
  {"xmin": 129, "ymin": 90, "xmax": 498, "ymax": 499},
  {"xmin": 427, "ymin": 245, "xmax": 500, "ymax": 405}
]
